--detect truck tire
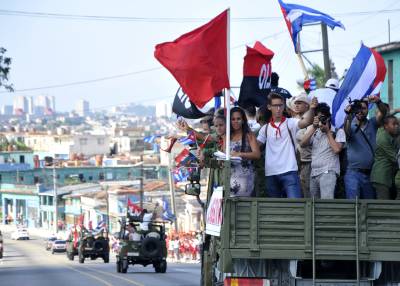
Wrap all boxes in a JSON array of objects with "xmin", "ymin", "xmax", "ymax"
[
  {"xmin": 103, "ymin": 254, "xmax": 109, "ymax": 263},
  {"xmin": 141, "ymin": 237, "xmax": 161, "ymax": 258},
  {"xmin": 116, "ymin": 261, "xmax": 121, "ymax": 273},
  {"xmin": 121, "ymin": 259, "xmax": 128, "ymax": 273},
  {"xmin": 79, "ymin": 253, "xmax": 85, "ymax": 264},
  {"xmin": 154, "ymin": 260, "xmax": 167, "ymax": 273}
]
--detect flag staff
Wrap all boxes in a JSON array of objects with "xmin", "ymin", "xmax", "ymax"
[
  {"xmin": 225, "ymin": 8, "xmax": 231, "ymax": 161},
  {"xmin": 296, "ymin": 35, "xmax": 309, "ymax": 80}
]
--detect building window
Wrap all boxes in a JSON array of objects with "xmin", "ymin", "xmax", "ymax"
[
  {"xmin": 99, "ymin": 172, "xmax": 104, "ymax": 180},
  {"xmin": 34, "ymin": 176, "xmax": 39, "ymax": 184},
  {"xmin": 97, "ymin": 138, "xmax": 104, "ymax": 145},
  {"xmin": 48, "ymin": 196, "xmax": 53, "ymax": 206},
  {"xmin": 19, "ymin": 155, "xmax": 25, "ymax": 163},
  {"xmin": 88, "ymin": 175, "xmax": 93, "ymax": 181},
  {"xmin": 79, "ymin": 138, "xmax": 88, "ymax": 145},
  {"xmin": 78, "ymin": 173, "xmax": 84, "ymax": 182}
]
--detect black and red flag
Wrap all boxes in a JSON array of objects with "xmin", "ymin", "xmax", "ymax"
[{"xmin": 238, "ymin": 41, "xmax": 275, "ymax": 108}]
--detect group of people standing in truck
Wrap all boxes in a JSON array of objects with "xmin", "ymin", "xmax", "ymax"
[{"xmin": 176, "ymin": 75, "xmax": 400, "ymax": 200}]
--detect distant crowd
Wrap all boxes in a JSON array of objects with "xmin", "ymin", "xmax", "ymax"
[{"xmin": 175, "ymin": 73, "xmax": 400, "ymax": 200}]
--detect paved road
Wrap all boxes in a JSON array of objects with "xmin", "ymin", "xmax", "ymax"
[{"xmin": 0, "ymin": 233, "xmax": 201, "ymax": 286}]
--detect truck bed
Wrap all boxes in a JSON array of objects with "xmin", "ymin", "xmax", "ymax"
[{"xmin": 223, "ymin": 198, "xmax": 400, "ymax": 262}]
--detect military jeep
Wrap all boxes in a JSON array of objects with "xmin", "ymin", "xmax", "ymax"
[
  {"xmin": 116, "ymin": 221, "xmax": 167, "ymax": 273},
  {"xmin": 66, "ymin": 229, "xmax": 109, "ymax": 263},
  {"xmin": 78, "ymin": 230, "xmax": 110, "ymax": 263}
]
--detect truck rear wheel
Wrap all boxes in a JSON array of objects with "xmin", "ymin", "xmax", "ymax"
[
  {"xmin": 154, "ymin": 260, "xmax": 167, "ymax": 273},
  {"xmin": 79, "ymin": 253, "xmax": 85, "ymax": 264},
  {"xmin": 121, "ymin": 259, "xmax": 128, "ymax": 273},
  {"xmin": 103, "ymin": 254, "xmax": 109, "ymax": 263}
]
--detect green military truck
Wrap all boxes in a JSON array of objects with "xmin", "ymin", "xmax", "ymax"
[
  {"xmin": 66, "ymin": 229, "xmax": 109, "ymax": 263},
  {"xmin": 116, "ymin": 220, "xmax": 167, "ymax": 274},
  {"xmin": 199, "ymin": 162, "xmax": 400, "ymax": 286}
]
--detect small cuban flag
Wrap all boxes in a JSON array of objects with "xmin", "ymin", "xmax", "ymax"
[
  {"xmin": 278, "ymin": 0, "xmax": 345, "ymax": 52},
  {"xmin": 178, "ymin": 131, "xmax": 196, "ymax": 145}
]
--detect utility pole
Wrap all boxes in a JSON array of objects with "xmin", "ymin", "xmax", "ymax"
[
  {"xmin": 388, "ymin": 19, "xmax": 391, "ymax": 43},
  {"xmin": 140, "ymin": 154, "xmax": 144, "ymax": 209},
  {"xmin": 105, "ymin": 185, "xmax": 110, "ymax": 234},
  {"xmin": 53, "ymin": 164, "xmax": 58, "ymax": 234},
  {"xmin": 321, "ymin": 23, "xmax": 332, "ymax": 81},
  {"xmin": 168, "ymin": 153, "xmax": 178, "ymax": 232}
]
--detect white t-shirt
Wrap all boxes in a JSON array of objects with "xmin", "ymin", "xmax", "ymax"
[{"xmin": 257, "ymin": 118, "xmax": 300, "ymax": 176}]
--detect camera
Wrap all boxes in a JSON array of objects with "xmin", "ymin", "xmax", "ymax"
[
  {"xmin": 185, "ymin": 169, "xmax": 201, "ymax": 196},
  {"xmin": 318, "ymin": 115, "xmax": 329, "ymax": 125},
  {"xmin": 347, "ymin": 99, "xmax": 364, "ymax": 114}
]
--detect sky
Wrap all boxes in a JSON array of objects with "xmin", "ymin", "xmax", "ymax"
[{"xmin": 0, "ymin": 0, "xmax": 399, "ymax": 112}]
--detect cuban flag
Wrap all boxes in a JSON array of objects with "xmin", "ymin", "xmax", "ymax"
[
  {"xmin": 175, "ymin": 149, "xmax": 197, "ymax": 167},
  {"xmin": 95, "ymin": 220, "xmax": 106, "ymax": 231},
  {"xmin": 332, "ymin": 44, "xmax": 387, "ymax": 128},
  {"xmin": 178, "ymin": 131, "xmax": 196, "ymax": 145},
  {"xmin": 161, "ymin": 197, "xmax": 175, "ymax": 221},
  {"xmin": 278, "ymin": 0, "xmax": 345, "ymax": 52}
]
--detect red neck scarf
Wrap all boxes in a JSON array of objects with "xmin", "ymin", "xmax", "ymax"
[{"xmin": 269, "ymin": 116, "xmax": 286, "ymax": 138}]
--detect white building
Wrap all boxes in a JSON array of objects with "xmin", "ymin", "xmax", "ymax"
[
  {"xmin": 49, "ymin": 96, "xmax": 56, "ymax": 112},
  {"xmin": 1, "ymin": 105, "xmax": 13, "ymax": 115},
  {"xmin": 76, "ymin": 99, "xmax": 90, "ymax": 117},
  {"xmin": 155, "ymin": 101, "xmax": 171, "ymax": 118},
  {"xmin": 13, "ymin": 95, "xmax": 28, "ymax": 114},
  {"xmin": 36, "ymin": 95, "xmax": 50, "ymax": 109},
  {"xmin": 24, "ymin": 134, "xmax": 110, "ymax": 157},
  {"xmin": 27, "ymin": 96, "xmax": 34, "ymax": 115}
]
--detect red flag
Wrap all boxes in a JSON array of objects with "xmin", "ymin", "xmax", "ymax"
[
  {"xmin": 154, "ymin": 10, "xmax": 230, "ymax": 108},
  {"xmin": 238, "ymin": 41, "xmax": 274, "ymax": 107}
]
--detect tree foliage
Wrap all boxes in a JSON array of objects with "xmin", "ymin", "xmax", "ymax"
[
  {"xmin": 0, "ymin": 47, "xmax": 14, "ymax": 92},
  {"xmin": 307, "ymin": 63, "xmax": 325, "ymax": 89}
]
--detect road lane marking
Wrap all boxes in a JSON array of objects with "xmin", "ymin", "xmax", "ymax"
[
  {"xmin": 64, "ymin": 265, "xmax": 114, "ymax": 286},
  {"xmin": 83, "ymin": 266, "xmax": 145, "ymax": 286}
]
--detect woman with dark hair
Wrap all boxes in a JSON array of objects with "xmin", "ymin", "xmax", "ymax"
[{"xmin": 230, "ymin": 106, "xmax": 260, "ymax": 197}]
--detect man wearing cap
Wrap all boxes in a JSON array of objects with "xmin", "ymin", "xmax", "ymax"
[{"xmin": 294, "ymin": 93, "xmax": 312, "ymax": 197}]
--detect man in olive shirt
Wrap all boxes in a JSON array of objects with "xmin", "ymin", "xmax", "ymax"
[{"xmin": 370, "ymin": 115, "xmax": 399, "ymax": 199}]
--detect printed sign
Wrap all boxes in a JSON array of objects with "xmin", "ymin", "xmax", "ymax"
[{"xmin": 205, "ymin": 186, "xmax": 223, "ymax": 237}]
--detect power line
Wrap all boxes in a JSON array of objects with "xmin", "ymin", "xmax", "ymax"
[
  {"xmin": 1, "ymin": 8, "xmax": 400, "ymax": 23},
  {"xmin": 0, "ymin": 67, "xmax": 163, "ymax": 93}
]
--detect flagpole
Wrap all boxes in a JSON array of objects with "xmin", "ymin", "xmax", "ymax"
[
  {"xmin": 225, "ymin": 8, "xmax": 231, "ymax": 161},
  {"xmin": 296, "ymin": 34, "xmax": 309, "ymax": 80}
]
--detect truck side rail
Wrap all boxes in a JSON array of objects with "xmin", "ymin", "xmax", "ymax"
[{"xmin": 223, "ymin": 198, "xmax": 400, "ymax": 262}]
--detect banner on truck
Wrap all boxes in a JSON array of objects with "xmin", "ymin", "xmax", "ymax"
[{"xmin": 205, "ymin": 186, "xmax": 223, "ymax": 237}]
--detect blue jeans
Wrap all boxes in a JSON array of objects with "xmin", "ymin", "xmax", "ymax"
[
  {"xmin": 344, "ymin": 169, "xmax": 376, "ymax": 199},
  {"xmin": 266, "ymin": 171, "xmax": 302, "ymax": 198}
]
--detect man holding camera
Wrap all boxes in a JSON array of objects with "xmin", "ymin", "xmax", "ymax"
[
  {"xmin": 343, "ymin": 95, "xmax": 388, "ymax": 199},
  {"xmin": 299, "ymin": 103, "xmax": 346, "ymax": 199}
]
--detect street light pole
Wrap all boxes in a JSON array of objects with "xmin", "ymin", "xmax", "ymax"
[
  {"xmin": 53, "ymin": 164, "xmax": 58, "ymax": 234},
  {"xmin": 168, "ymin": 153, "xmax": 178, "ymax": 232}
]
